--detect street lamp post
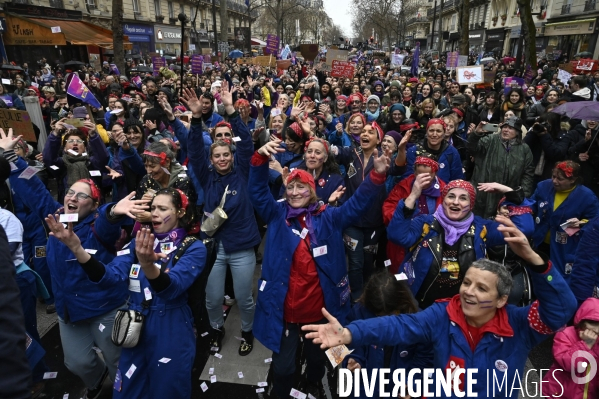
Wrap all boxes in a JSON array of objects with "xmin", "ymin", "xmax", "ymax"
[{"xmin": 178, "ymin": 12, "xmax": 187, "ymax": 98}]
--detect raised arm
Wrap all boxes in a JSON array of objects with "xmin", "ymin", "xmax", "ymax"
[{"xmin": 248, "ymin": 141, "xmax": 286, "ymax": 223}]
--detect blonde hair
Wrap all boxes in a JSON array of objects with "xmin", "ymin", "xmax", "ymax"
[
  {"xmin": 418, "ymin": 98, "xmax": 438, "ymax": 118},
  {"xmin": 269, "ymin": 113, "xmax": 287, "ymax": 129}
]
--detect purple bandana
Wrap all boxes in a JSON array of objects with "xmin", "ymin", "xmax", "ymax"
[{"xmin": 286, "ymin": 202, "xmax": 321, "ymax": 245}]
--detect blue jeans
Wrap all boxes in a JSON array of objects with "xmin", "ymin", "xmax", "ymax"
[
  {"xmin": 58, "ymin": 307, "xmax": 122, "ymax": 389},
  {"xmin": 344, "ymin": 225, "xmax": 384, "ymax": 302},
  {"xmin": 205, "ymin": 242, "xmax": 255, "ymax": 332}
]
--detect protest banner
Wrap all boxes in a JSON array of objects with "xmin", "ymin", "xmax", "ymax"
[
  {"xmin": 152, "ymin": 56, "xmax": 166, "ymax": 76},
  {"xmin": 191, "ymin": 55, "xmax": 203, "ymax": 74},
  {"xmin": 276, "ymin": 59, "xmax": 292, "ymax": 70},
  {"xmin": 456, "ymin": 66, "xmax": 483, "ymax": 85},
  {"xmin": 447, "ymin": 52, "xmax": 459, "ymax": 68},
  {"xmin": 331, "ymin": 60, "xmax": 355, "ymax": 78},
  {"xmin": 326, "ymin": 49, "xmax": 348, "ymax": 67},
  {"xmin": 0, "ymin": 109, "xmax": 36, "ymax": 142},
  {"xmin": 255, "ymin": 55, "xmax": 276, "ymax": 67},
  {"xmin": 265, "ymin": 34, "xmax": 279, "ymax": 55}
]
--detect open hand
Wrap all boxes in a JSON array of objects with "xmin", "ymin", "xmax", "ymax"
[
  {"xmin": 105, "ymin": 166, "xmax": 122, "ymax": 180},
  {"xmin": 496, "ymin": 215, "xmax": 542, "ymax": 265},
  {"xmin": 302, "ymin": 308, "xmax": 352, "ymax": 349},
  {"xmin": 180, "ymin": 87, "xmax": 202, "ymax": 116},
  {"xmin": 0, "ymin": 128, "xmax": 21, "ymax": 151},
  {"xmin": 112, "ymin": 191, "xmax": 150, "ymax": 219},
  {"xmin": 372, "ymin": 148, "xmax": 391, "ymax": 174},
  {"xmin": 477, "ymin": 182, "xmax": 513, "ymax": 193},
  {"xmin": 45, "ymin": 213, "xmax": 81, "ymax": 250},
  {"xmin": 135, "ymin": 227, "xmax": 166, "ymax": 269},
  {"xmin": 327, "ymin": 185, "xmax": 346, "ymax": 204},
  {"xmin": 257, "ymin": 140, "xmax": 285, "ymax": 157}
]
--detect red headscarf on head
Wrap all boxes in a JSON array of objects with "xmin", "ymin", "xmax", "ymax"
[
  {"xmin": 350, "ymin": 93, "xmax": 365, "ymax": 104},
  {"xmin": 399, "ymin": 120, "xmax": 420, "ymax": 132},
  {"xmin": 286, "ymin": 169, "xmax": 315, "ymax": 190},
  {"xmin": 175, "ymin": 189, "xmax": 189, "ymax": 210},
  {"xmin": 234, "ymin": 98, "xmax": 250, "ymax": 109},
  {"xmin": 442, "ymin": 179, "xmax": 476, "ymax": 209},
  {"xmin": 143, "ymin": 150, "xmax": 168, "ymax": 166},
  {"xmin": 215, "ymin": 121, "xmax": 233, "ymax": 132},
  {"xmin": 415, "ymin": 156, "xmax": 439, "ymax": 172},
  {"xmin": 556, "ymin": 161, "xmax": 574, "ymax": 178},
  {"xmin": 76, "ymin": 178, "xmax": 101, "ymax": 202},
  {"xmin": 288, "ymin": 122, "xmax": 303, "ymax": 138},
  {"xmin": 371, "ymin": 122, "xmax": 384, "ymax": 142},
  {"xmin": 427, "ymin": 118, "xmax": 447, "ymax": 131},
  {"xmin": 304, "ymin": 137, "xmax": 329, "ymax": 153}
]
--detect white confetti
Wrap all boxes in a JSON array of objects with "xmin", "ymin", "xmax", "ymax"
[
  {"xmin": 158, "ymin": 357, "xmax": 171, "ymax": 363},
  {"xmin": 210, "ymin": 375, "xmax": 217, "ymax": 383},
  {"xmin": 59, "ymin": 213, "xmax": 78, "ymax": 223},
  {"xmin": 238, "ymin": 371, "xmax": 244, "ymax": 379},
  {"xmin": 63, "ymin": 394, "xmax": 69, "ymax": 399},
  {"xmin": 384, "ymin": 259, "xmax": 391, "ymax": 267},
  {"xmin": 395, "ymin": 273, "xmax": 408, "ymax": 281},
  {"xmin": 371, "ymin": 231, "xmax": 376, "ymax": 239},
  {"xmin": 214, "ymin": 353, "xmax": 222, "ymax": 359},
  {"xmin": 117, "ymin": 249, "xmax": 130, "ymax": 256},
  {"xmin": 50, "ymin": 165, "xmax": 60, "ymax": 170},
  {"xmin": 258, "ymin": 382, "xmax": 267, "ymax": 387},
  {"xmin": 201, "ymin": 332, "xmax": 209, "ymax": 337},
  {"xmin": 200, "ymin": 382, "xmax": 208, "ymax": 392},
  {"xmin": 85, "ymin": 249, "xmax": 98, "ymax": 254},
  {"xmin": 264, "ymin": 358, "xmax": 272, "ymax": 363},
  {"xmin": 98, "ymin": 323, "xmax": 105, "ymax": 332},
  {"xmin": 125, "ymin": 364, "xmax": 137, "ymax": 379},
  {"xmin": 89, "ymin": 170, "xmax": 102, "ymax": 176},
  {"xmin": 290, "ymin": 388, "xmax": 307, "ymax": 399},
  {"xmin": 209, "ymin": 367, "xmax": 214, "ymax": 375},
  {"xmin": 308, "ymin": 394, "xmax": 317, "ymax": 399},
  {"xmin": 256, "ymin": 388, "xmax": 265, "ymax": 393},
  {"xmin": 43, "ymin": 372, "xmax": 57, "ymax": 379}
]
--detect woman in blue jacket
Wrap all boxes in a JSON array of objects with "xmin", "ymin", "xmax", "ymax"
[
  {"xmin": 388, "ymin": 179, "xmax": 534, "ymax": 309},
  {"xmin": 303, "ymin": 217, "xmax": 577, "ymax": 399},
  {"xmin": 45, "ymin": 188, "xmax": 206, "ymax": 399},
  {"xmin": 248, "ymin": 138, "xmax": 390, "ymax": 399},
  {"xmin": 0, "ymin": 127, "xmax": 148, "ymax": 399},
  {"xmin": 184, "ymin": 83, "xmax": 261, "ymax": 356},
  {"xmin": 530, "ymin": 160, "xmax": 599, "ymax": 280},
  {"xmin": 401, "ymin": 118, "xmax": 464, "ymax": 184}
]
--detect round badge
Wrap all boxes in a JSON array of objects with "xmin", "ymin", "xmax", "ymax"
[
  {"xmin": 540, "ymin": 202, "xmax": 544, "ymax": 208},
  {"xmin": 434, "ymin": 183, "xmax": 440, "ymax": 189},
  {"xmin": 439, "ymin": 163, "xmax": 445, "ymax": 168},
  {"xmin": 318, "ymin": 178, "xmax": 326, "ymax": 187},
  {"xmin": 495, "ymin": 359, "xmax": 508, "ymax": 372},
  {"xmin": 169, "ymin": 230, "xmax": 178, "ymax": 240},
  {"xmin": 400, "ymin": 350, "xmax": 408, "ymax": 357},
  {"xmin": 231, "ymin": 190, "xmax": 237, "ymax": 196},
  {"xmin": 535, "ymin": 217, "xmax": 540, "ymax": 224}
]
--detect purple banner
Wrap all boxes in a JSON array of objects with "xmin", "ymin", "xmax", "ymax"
[
  {"xmin": 152, "ymin": 56, "xmax": 166, "ymax": 77},
  {"xmin": 447, "ymin": 51, "xmax": 459, "ymax": 68},
  {"xmin": 66, "ymin": 73, "xmax": 102, "ymax": 109},
  {"xmin": 203, "ymin": 55, "xmax": 212, "ymax": 63},
  {"xmin": 191, "ymin": 55, "xmax": 203, "ymax": 74},
  {"xmin": 265, "ymin": 34, "xmax": 279, "ymax": 55},
  {"xmin": 131, "ymin": 75, "xmax": 142, "ymax": 88},
  {"xmin": 109, "ymin": 64, "xmax": 120, "ymax": 75},
  {"xmin": 0, "ymin": 95, "xmax": 13, "ymax": 107}
]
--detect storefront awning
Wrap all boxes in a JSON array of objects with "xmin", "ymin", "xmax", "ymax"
[
  {"xmin": 251, "ymin": 38, "xmax": 266, "ymax": 46},
  {"xmin": 3, "ymin": 14, "xmax": 131, "ymax": 49},
  {"xmin": 545, "ymin": 18, "xmax": 596, "ymax": 36},
  {"xmin": 28, "ymin": 17, "xmax": 132, "ymax": 49}
]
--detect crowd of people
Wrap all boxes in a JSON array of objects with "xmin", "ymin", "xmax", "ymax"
[{"xmin": 0, "ymin": 49, "xmax": 598, "ymax": 399}]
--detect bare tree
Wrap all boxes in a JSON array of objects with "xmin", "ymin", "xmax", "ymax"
[
  {"xmin": 219, "ymin": 0, "xmax": 228, "ymax": 46},
  {"xmin": 264, "ymin": 0, "xmax": 309, "ymax": 43},
  {"xmin": 516, "ymin": 0, "xmax": 537, "ymax": 70},
  {"xmin": 111, "ymin": 0, "xmax": 125, "ymax": 74},
  {"xmin": 459, "ymin": 0, "xmax": 469, "ymax": 55}
]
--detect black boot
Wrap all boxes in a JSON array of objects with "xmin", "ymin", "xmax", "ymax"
[
  {"xmin": 238, "ymin": 329, "xmax": 254, "ymax": 356},
  {"xmin": 209, "ymin": 326, "xmax": 225, "ymax": 353}
]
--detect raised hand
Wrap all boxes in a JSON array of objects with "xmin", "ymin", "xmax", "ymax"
[
  {"xmin": 495, "ymin": 215, "xmax": 542, "ymax": 265},
  {"xmin": 105, "ymin": 166, "xmax": 122, "ymax": 180},
  {"xmin": 113, "ymin": 129, "xmax": 130, "ymax": 150},
  {"xmin": 45, "ymin": 214, "xmax": 81, "ymax": 250},
  {"xmin": 346, "ymin": 358, "xmax": 361, "ymax": 371},
  {"xmin": 477, "ymin": 182, "xmax": 513, "ymax": 193},
  {"xmin": 144, "ymin": 119, "xmax": 157, "ymax": 131},
  {"xmin": 302, "ymin": 308, "xmax": 352, "ymax": 349},
  {"xmin": 0, "ymin": 128, "xmax": 21, "ymax": 151},
  {"xmin": 257, "ymin": 140, "xmax": 284, "ymax": 157},
  {"xmin": 158, "ymin": 98, "xmax": 174, "ymax": 121},
  {"xmin": 220, "ymin": 80, "xmax": 233, "ymax": 108},
  {"xmin": 412, "ymin": 173, "xmax": 432, "ymax": 195},
  {"xmin": 372, "ymin": 148, "xmax": 391, "ymax": 174},
  {"xmin": 135, "ymin": 227, "xmax": 165, "ymax": 274},
  {"xmin": 112, "ymin": 191, "xmax": 150, "ymax": 219},
  {"xmin": 327, "ymin": 185, "xmax": 346, "ymax": 204},
  {"xmin": 180, "ymin": 87, "xmax": 202, "ymax": 117}
]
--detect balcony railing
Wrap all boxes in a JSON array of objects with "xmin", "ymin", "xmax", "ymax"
[
  {"xmin": 426, "ymin": 0, "xmax": 455, "ymax": 17},
  {"xmin": 561, "ymin": 4, "xmax": 571, "ymax": 14},
  {"xmin": 585, "ymin": 0, "xmax": 596, "ymax": 11}
]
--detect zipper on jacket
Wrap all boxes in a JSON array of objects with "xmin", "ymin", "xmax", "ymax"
[{"xmin": 419, "ymin": 244, "xmax": 442, "ymax": 302}]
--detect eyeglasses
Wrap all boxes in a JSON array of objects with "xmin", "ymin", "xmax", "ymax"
[
  {"xmin": 66, "ymin": 139, "xmax": 84, "ymax": 144},
  {"xmin": 65, "ymin": 189, "xmax": 92, "ymax": 201},
  {"xmin": 215, "ymin": 132, "xmax": 232, "ymax": 138},
  {"xmin": 351, "ymin": 101, "xmax": 362, "ymax": 105}
]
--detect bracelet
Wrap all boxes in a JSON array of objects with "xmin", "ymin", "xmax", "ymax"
[{"xmin": 109, "ymin": 205, "xmax": 116, "ymax": 218}]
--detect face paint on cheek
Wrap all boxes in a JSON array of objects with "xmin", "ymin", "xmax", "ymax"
[
  {"xmin": 300, "ymin": 190, "xmax": 310, "ymax": 198},
  {"xmin": 163, "ymin": 216, "xmax": 171, "ymax": 224},
  {"xmin": 479, "ymin": 300, "xmax": 493, "ymax": 303},
  {"xmin": 462, "ymin": 205, "xmax": 470, "ymax": 214}
]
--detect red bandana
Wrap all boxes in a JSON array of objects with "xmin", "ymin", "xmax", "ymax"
[
  {"xmin": 415, "ymin": 156, "xmax": 439, "ymax": 172},
  {"xmin": 442, "ymin": 179, "xmax": 476, "ymax": 208}
]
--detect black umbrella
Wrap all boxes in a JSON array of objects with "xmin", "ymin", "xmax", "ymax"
[
  {"xmin": 130, "ymin": 65, "xmax": 152, "ymax": 72},
  {"xmin": 130, "ymin": 54, "xmax": 143, "ymax": 59},
  {"xmin": 169, "ymin": 64, "xmax": 181, "ymax": 71},
  {"xmin": 64, "ymin": 60, "xmax": 85, "ymax": 67},
  {"xmin": 574, "ymin": 51, "xmax": 593, "ymax": 59},
  {"xmin": 1, "ymin": 64, "xmax": 24, "ymax": 71}
]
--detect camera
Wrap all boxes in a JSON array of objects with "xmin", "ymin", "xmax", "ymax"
[{"xmin": 531, "ymin": 122, "xmax": 550, "ymax": 135}]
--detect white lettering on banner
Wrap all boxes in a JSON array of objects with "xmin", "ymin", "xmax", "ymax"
[
  {"xmin": 469, "ymin": 34, "xmax": 481, "ymax": 39},
  {"xmin": 163, "ymin": 32, "xmax": 182, "ymax": 39}
]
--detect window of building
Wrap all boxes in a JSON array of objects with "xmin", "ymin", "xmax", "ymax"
[
  {"xmin": 168, "ymin": 1, "xmax": 174, "ymax": 18},
  {"xmin": 133, "ymin": 0, "xmax": 141, "ymax": 13},
  {"xmin": 154, "ymin": 0, "xmax": 161, "ymax": 15}
]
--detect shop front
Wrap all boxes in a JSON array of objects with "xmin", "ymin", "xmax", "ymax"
[
  {"xmin": 447, "ymin": 32, "xmax": 460, "ymax": 51},
  {"xmin": 468, "ymin": 30, "xmax": 485, "ymax": 53},
  {"xmin": 123, "ymin": 23, "xmax": 154, "ymax": 56},
  {"xmin": 544, "ymin": 19, "xmax": 598, "ymax": 59},
  {"xmin": 154, "ymin": 24, "xmax": 186, "ymax": 55},
  {"xmin": 1, "ymin": 3, "xmax": 130, "ymax": 65},
  {"xmin": 485, "ymin": 28, "xmax": 505, "ymax": 53},
  {"xmin": 509, "ymin": 23, "xmax": 547, "ymax": 56}
]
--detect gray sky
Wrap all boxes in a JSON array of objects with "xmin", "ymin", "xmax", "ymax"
[{"xmin": 323, "ymin": 0, "xmax": 353, "ymax": 37}]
